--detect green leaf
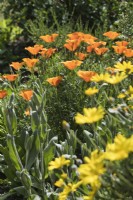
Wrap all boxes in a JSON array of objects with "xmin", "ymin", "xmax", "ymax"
[
  {"xmin": 0, "ymin": 191, "xmax": 15, "ymax": 200},
  {"xmin": 7, "ymin": 134, "xmax": 23, "ymax": 171},
  {"xmin": 0, "ymin": 145, "xmax": 16, "ymax": 181},
  {"xmin": 43, "ymin": 136, "xmax": 58, "ymax": 178},
  {"xmin": 31, "ymin": 111, "xmax": 40, "ymax": 132},
  {"xmin": 25, "ymin": 131, "xmax": 41, "ymax": 170},
  {"xmin": 28, "ymin": 194, "xmax": 41, "ymax": 200}
]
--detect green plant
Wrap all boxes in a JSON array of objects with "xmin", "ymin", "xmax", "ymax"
[{"xmin": 0, "ymin": 81, "xmax": 58, "ymax": 199}]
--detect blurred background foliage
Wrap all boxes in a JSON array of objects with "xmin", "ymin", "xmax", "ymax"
[{"xmin": 0, "ymin": 0, "xmax": 133, "ymax": 73}]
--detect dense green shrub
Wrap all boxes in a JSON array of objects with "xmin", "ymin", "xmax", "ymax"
[
  {"xmin": 1, "ymin": 0, "xmax": 133, "ymax": 31},
  {"xmin": 1, "ymin": 0, "xmax": 133, "ymax": 73}
]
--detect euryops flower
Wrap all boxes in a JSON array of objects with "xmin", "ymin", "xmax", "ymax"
[
  {"xmin": 78, "ymin": 150, "xmax": 105, "ymax": 185},
  {"xmin": 58, "ymin": 182, "xmax": 82, "ymax": 200},
  {"xmin": 114, "ymin": 61, "xmax": 133, "ymax": 74},
  {"xmin": 85, "ymin": 87, "xmax": 99, "ymax": 96},
  {"xmin": 48, "ymin": 156, "xmax": 70, "ymax": 170},
  {"xmin": 105, "ymin": 134, "xmax": 133, "ymax": 161},
  {"xmin": 104, "ymin": 72, "xmax": 127, "ymax": 84},
  {"xmin": 91, "ymin": 73, "xmax": 110, "ymax": 82},
  {"xmin": 75, "ymin": 106, "xmax": 105, "ymax": 124}
]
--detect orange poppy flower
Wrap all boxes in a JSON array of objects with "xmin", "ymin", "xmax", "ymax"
[
  {"xmin": 112, "ymin": 46, "xmax": 127, "ymax": 54},
  {"xmin": 94, "ymin": 47, "xmax": 108, "ymax": 55},
  {"xmin": 10, "ymin": 62, "xmax": 24, "ymax": 70},
  {"xmin": 123, "ymin": 48, "xmax": 133, "ymax": 57},
  {"xmin": 67, "ymin": 32, "xmax": 84, "ymax": 40},
  {"xmin": 86, "ymin": 45, "xmax": 94, "ymax": 53},
  {"xmin": 24, "ymin": 107, "xmax": 31, "ymax": 116},
  {"xmin": 19, "ymin": 90, "xmax": 33, "ymax": 101},
  {"xmin": 23, "ymin": 58, "xmax": 39, "ymax": 70},
  {"xmin": 25, "ymin": 44, "xmax": 43, "ymax": 55},
  {"xmin": 40, "ymin": 34, "xmax": 59, "ymax": 43},
  {"xmin": 115, "ymin": 41, "xmax": 129, "ymax": 46},
  {"xmin": 0, "ymin": 90, "xmax": 7, "ymax": 99},
  {"xmin": 88, "ymin": 41, "xmax": 106, "ymax": 47},
  {"xmin": 103, "ymin": 31, "xmax": 120, "ymax": 40},
  {"xmin": 46, "ymin": 76, "xmax": 63, "ymax": 86},
  {"xmin": 64, "ymin": 39, "xmax": 81, "ymax": 51},
  {"xmin": 40, "ymin": 48, "xmax": 56, "ymax": 58},
  {"xmin": 61, "ymin": 60, "xmax": 83, "ymax": 70},
  {"xmin": 75, "ymin": 52, "xmax": 87, "ymax": 61},
  {"xmin": 77, "ymin": 70, "xmax": 97, "ymax": 82},
  {"xmin": 83, "ymin": 34, "xmax": 97, "ymax": 43},
  {"xmin": 85, "ymin": 39, "xmax": 96, "ymax": 45},
  {"xmin": 3, "ymin": 74, "xmax": 18, "ymax": 81},
  {"xmin": 87, "ymin": 42, "xmax": 106, "ymax": 53}
]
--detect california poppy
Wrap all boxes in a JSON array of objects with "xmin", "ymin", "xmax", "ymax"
[
  {"xmin": 86, "ymin": 46, "xmax": 93, "ymax": 53},
  {"xmin": 103, "ymin": 31, "xmax": 120, "ymax": 40},
  {"xmin": 83, "ymin": 34, "xmax": 97, "ymax": 43},
  {"xmin": 25, "ymin": 44, "xmax": 43, "ymax": 55},
  {"xmin": 3, "ymin": 74, "xmax": 18, "ymax": 81},
  {"xmin": 61, "ymin": 60, "xmax": 82, "ymax": 70},
  {"xmin": 115, "ymin": 41, "xmax": 129, "ymax": 46},
  {"xmin": 24, "ymin": 107, "xmax": 31, "ymax": 116},
  {"xmin": 23, "ymin": 58, "xmax": 39, "ymax": 70},
  {"xmin": 67, "ymin": 32, "xmax": 84, "ymax": 40},
  {"xmin": 46, "ymin": 76, "xmax": 63, "ymax": 86},
  {"xmin": 19, "ymin": 90, "xmax": 33, "ymax": 101},
  {"xmin": 77, "ymin": 70, "xmax": 97, "ymax": 82},
  {"xmin": 112, "ymin": 46, "xmax": 127, "ymax": 54},
  {"xmin": 0, "ymin": 90, "xmax": 7, "ymax": 99},
  {"xmin": 64, "ymin": 39, "xmax": 81, "ymax": 51},
  {"xmin": 94, "ymin": 47, "xmax": 108, "ymax": 55},
  {"xmin": 40, "ymin": 48, "xmax": 56, "ymax": 58},
  {"xmin": 75, "ymin": 52, "xmax": 87, "ymax": 61},
  {"xmin": 40, "ymin": 34, "xmax": 59, "ymax": 43},
  {"xmin": 123, "ymin": 48, "xmax": 133, "ymax": 57},
  {"xmin": 10, "ymin": 62, "xmax": 24, "ymax": 70}
]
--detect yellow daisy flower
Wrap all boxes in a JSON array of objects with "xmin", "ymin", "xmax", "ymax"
[
  {"xmin": 48, "ymin": 156, "xmax": 70, "ymax": 170},
  {"xmin": 105, "ymin": 134, "xmax": 133, "ymax": 161},
  {"xmin": 54, "ymin": 179, "xmax": 65, "ymax": 187},
  {"xmin": 114, "ymin": 61, "xmax": 133, "ymax": 74},
  {"xmin": 117, "ymin": 93, "xmax": 126, "ymax": 98},
  {"xmin": 104, "ymin": 72, "xmax": 127, "ymax": 84},
  {"xmin": 59, "ymin": 181, "xmax": 82, "ymax": 200},
  {"xmin": 127, "ymin": 94, "xmax": 133, "ymax": 100},
  {"xmin": 85, "ymin": 87, "xmax": 99, "ymax": 96},
  {"xmin": 127, "ymin": 85, "xmax": 133, "ymax": 95},
  {"xmin": 75, "ymin": 106, "xmax": 105, "ymax": 124},
  {"xmin": 78, "ymin": 150, "xmax": 105, "ymax": 185},
  {"xmin": 91, "ymin": 73, "xmax": 110, "ymax": 82}
]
